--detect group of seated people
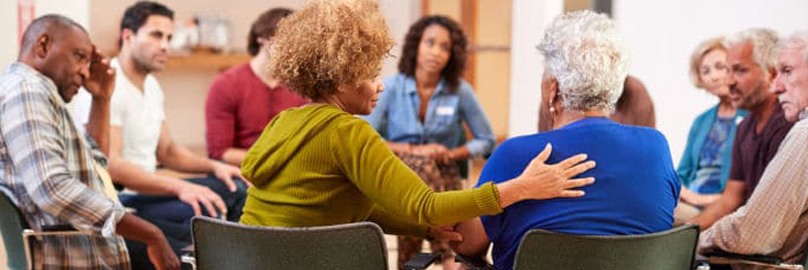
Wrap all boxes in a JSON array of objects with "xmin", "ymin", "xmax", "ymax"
[{"xmin": 0, "ymin": 0, "xmax": 807, "ymax": 270}]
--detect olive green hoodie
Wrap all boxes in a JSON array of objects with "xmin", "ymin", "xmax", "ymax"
[{"xmin": 239, "ymin": 104, "xmax": 502, "ymax": 236}]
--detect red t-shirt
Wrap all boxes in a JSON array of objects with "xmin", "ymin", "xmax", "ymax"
[{"xmin": 205, "ymin": 64, "xmax": 308, "ymax": 159}]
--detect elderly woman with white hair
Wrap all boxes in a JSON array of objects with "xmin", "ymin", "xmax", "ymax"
[{"xmin": 452, "ymin": 10, "xmax": 680, "ymax": 270}]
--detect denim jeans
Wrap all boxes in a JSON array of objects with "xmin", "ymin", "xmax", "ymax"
[{"xmin": 122, "ymin": 174, "xmax": 248, "ymax": 270}]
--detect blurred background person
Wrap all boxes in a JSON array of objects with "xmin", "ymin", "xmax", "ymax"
[
  {"xmin": 205, "ymin": 7, "xmax": 307, "ymax": 167},
  {"xmin": 688, "ymin": 28, "xmax": 794, "ymax": 230},
  {"xmin": 72, "ymin": 3, "xmax": 248, "ymax": 268},
  {"xmin": 540, "ymin": 75, "xmax": 656, "ymax": 131},
  {"xmin": 698, "ymin": 29, "xmax": 808, "ymax": 269},
  {"xmin": 610, "ymin": 75, "xmax": 656, "ymax": 127},
  {"xmin": 676, "ymin": 37, "xmax": 748, "ymax": 222},
  {"xmin": 363, "ymin": 15, "xmax": 495, "ymax": 270}
]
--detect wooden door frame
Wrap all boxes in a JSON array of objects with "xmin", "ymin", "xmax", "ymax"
[{"xmin": 421, "ymin": 0, "xmax": 477, "ymax": 88}]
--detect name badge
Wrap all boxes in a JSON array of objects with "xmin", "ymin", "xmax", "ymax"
[{"xmin": 436, "ymin": 106, "xmax": 455, "ymax": 116}]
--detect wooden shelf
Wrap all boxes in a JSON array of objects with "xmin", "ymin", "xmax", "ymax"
[{"xmin": 166, "ymin": 52, "xmax": 251, "ymax": 70}]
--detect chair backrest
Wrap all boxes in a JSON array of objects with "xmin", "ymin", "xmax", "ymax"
[
  {"xmin": 191, "ymin": 216, "xmax": 389, "ymax": 270},
  {"xmin": 802, "ymin": 249, "xmax": 808, "ymax": 268},
  {"xmin": 0, "ymin": 189, "xmax": 29, "ymax": 270},
  {"xmin": 513, "ymin": 224, "xmax": 700, "ymax": 270}
]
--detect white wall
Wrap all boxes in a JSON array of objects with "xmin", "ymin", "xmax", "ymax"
[
  {"xmin": 0, "ymin": 0, "xmax": 18, "ymax": 66},
  {"xmin": 378, "ymin": 0, "xmax": 421, "ymax": 77},
  {"xmin": 508, "ymin": 0, "xmax": 563, "ymax": 137},
  {"xmin": 613, "ymin": 0, "xmax": 808, "ymax": 165},
  {"xmin": 37, "ymin": 0, "xmax": 89, "ymax": 26}
]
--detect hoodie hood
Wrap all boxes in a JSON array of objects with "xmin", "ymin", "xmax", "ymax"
[{"xmin": 241, "ymin": 104, "xmax": 344, "ymax": 186}]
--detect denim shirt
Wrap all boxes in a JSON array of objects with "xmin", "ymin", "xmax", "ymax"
[{"xmin": 362, "ymin": 74, "xmax": 495, "ymax": 157}]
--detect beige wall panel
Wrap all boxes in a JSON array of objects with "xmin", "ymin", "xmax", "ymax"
[
  {"xmin": 476, "ymin": 0, "xmax": 511, "ymax": 46},
  {"xmin": 564, "ymin": 0, "xmax": 590, "ymax": 12},
  {"xmin": 151, "ymin": 69, "xmax": 217, "ymax": 151},
  {"xmin": 474, "ymin": 0, "xmax": 511, "ymax": 138},
  {"xmin": 427, "ymin": 0, "xmax": 461, "ymax": 21},
  {"xmin": 474, "ymin": 51, "xmax": 511, "ymax": 138}
]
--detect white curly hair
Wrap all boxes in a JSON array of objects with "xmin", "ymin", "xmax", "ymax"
[
  {"xmin": 723, "ymin": 28, "xmax": 779, "ymax": 72},
  {"xmin": 537, "ymin": 10, "xmax": 629, "ymax": 112}
]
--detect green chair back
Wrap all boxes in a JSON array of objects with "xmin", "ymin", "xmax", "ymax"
[
  {"xmin": 0, "ymin": 189, "xmax": 28, "ymax": 270},
  {"xmin": 802, "ymin": 249, "xmax": 808, "ymax": 268},
  {"xmin": 513, "ymin": 225, "xmax": 700, "ymax": 270},
  {"xmin": 191, "ymin": 217, "xmax": 389, "ymax": 270}
]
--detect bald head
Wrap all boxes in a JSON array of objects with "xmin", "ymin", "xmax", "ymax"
[
  {"xmin": 19, "ymin": 14, "xmax": 87, "ymax": 58},
  {"xmin": 18, "ymin": 14, "xmax": 93, "ymax": 103}
]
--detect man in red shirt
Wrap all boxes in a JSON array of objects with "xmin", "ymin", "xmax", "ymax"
[{"xmin": 205, "ymin": 8, "xmax": 308, "ymax": 166}]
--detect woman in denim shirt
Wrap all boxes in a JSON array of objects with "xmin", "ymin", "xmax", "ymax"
[{"xmin": 363, "ymin": 15, "xmax": 495, "ymax": 270}]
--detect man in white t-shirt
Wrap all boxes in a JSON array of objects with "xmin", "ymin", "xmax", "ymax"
[{"xmin": 72, "ymin": 2, "xmax": 247, "ymax": 268}]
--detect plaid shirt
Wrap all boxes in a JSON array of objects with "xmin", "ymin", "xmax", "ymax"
[
  {"xmin": 0, "ymin": 63, "xmax": 129, "ymax": 269},
  {"xmin": 699, "ymin": 111, "xmax": 808, "ymax": 270}
]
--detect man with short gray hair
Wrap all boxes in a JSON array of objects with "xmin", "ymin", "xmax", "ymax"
[
  {"xmin": 698, "ymin": 29, "xmax": 808, "ymax": 270},
  {"xmin": 688, "ymin": 28, "xmax": 794, "ymax": 230}
]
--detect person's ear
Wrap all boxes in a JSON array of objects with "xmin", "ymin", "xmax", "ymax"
[
  {"xmin": 548, "ymin": 77, "xmax": 559, "ymax": 106},
  {"xmin": 256, "ymin": 36, "xmax": 269, "ymax": 46},
  {"xmin": 336, "ymin": 83, "xmax": 351, "ymax": 93},
  {"xmin": 35, "ymin": 34, "xmax": 50, "ymax": 59},
  {"xmin": 767, "ymin": 66, "xmax": 778, "ymax": 84},
  {"xmin": 121, "ymin": 29, "xmax": 135, "ymax": 47}
]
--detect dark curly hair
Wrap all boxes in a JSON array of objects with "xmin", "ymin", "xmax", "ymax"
[
  {"xmin": 247, "ymin": 8, "xmax": 293, "ymax": 56},
  {"xmin": 398, "ymin": 15, "xmax": 467, "ymax": 93},
  {"xmin": 118, "ymin": 1, "xmax": 174, "ymax": 48}
]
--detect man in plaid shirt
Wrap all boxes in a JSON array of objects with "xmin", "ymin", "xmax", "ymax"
[
  {"xmin": 698, "ymin": 30, "xmax": 808, "ymax": 270},
  {"xmin": 0, "ymin": 15, "xmax": 178, "ymax": 269}
]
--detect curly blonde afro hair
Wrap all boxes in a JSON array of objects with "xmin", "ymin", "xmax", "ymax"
[{"xmin": 268, "ymin": 0, "xmax": 394, "ymax": 99}]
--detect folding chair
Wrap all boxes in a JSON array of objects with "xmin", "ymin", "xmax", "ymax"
[
  {"xmin": 457, "ymin": 224, "xmax": 700, "ymax": 270},
  {"xmin": 698, "ymin": 249, "xmax": 805, "ymax": 269},
  {"xmin": 184, "ymin": 216, "xmax": 439, "ymax": 270},
  {"xmin": 0, "ymin": 189, "xmax": 84, "ymax": 270}
]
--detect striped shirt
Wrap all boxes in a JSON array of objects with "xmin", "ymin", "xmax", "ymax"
[
  {"xmin": 698, "ymin": 110, "xmax": 808, "ymax": 269},
  {"xmin": 0, "ymin": 63, "xmax": 129, "ymax": 269}
]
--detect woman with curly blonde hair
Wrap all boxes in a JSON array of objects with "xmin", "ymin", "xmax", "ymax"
[{"xmin": 238, "ymin": 0, "xmax": 595, "ymax": 241}]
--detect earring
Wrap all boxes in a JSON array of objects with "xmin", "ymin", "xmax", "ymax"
[{"xmin": 548, "ymin": 98, "xmax": 556, "ymax": 116}]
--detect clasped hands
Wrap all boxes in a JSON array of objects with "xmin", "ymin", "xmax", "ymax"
[
  {"xmin": 427, "ymin": 225, "xmax": 464, "ymax": 243},
  {"xmin": 410, "ymin": 143, "xmax": 457, "ymax": 164}
]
